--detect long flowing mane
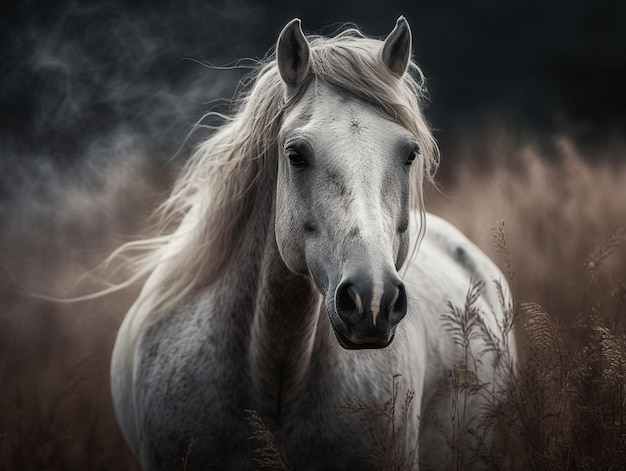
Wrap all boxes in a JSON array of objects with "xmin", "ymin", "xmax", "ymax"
[{"xmin": 117, "ymin": 27, "xmax": 439, "ymax": 334}]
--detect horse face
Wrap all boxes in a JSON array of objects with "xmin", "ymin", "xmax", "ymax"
[
  {"xmin": 274, "ymin": 18, "xmax": 417, "ymax": 350},
  {"xmin": 275, "ymin": 82, "xmax": 417, "ymax": 349}
]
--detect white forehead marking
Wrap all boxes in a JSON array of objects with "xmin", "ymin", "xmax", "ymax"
[{"xmin": 282, "ymin": 81, "xmax": 408, "ymax": 149}]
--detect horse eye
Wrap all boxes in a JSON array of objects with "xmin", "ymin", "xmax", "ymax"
[
  {"xmin": 406, "ymin": 146, "xmax": 420, "ymax": 166},
  {"xmin": 286, "ymin": 148, "xmax": 308, "ymax": 168}
]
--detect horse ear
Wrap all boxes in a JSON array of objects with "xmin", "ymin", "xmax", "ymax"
[
  {"xmin": 277, "ymin": 18, "xmax": 311, "ymax": 88},
  {"xmin": 381, "ymin": 16, "xmax": 412, "ymax": 77}
]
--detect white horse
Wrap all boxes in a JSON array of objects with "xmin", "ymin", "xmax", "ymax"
[{"xmin": 111, "ymin": 17, "xmax": 516, "ymax": 470}]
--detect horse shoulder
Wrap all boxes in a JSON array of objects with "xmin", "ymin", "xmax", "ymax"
[
  {"xmin": 402, "ymin": 211, "xmax": 514, "ymax": 374},
  {"xmin": 402, "ymin": 213, "xmax": 516, "ymax": 467},
  {"xmin": 111, "ymin": 275, "xmax": 229, "ymax": 461},
  {"xmin": 110, "ymin": 271, "xmax": 173, "ymax": 457},
  {"xmin": 417, "ymin": 212, "xmax": 510, "ymax": 319}
]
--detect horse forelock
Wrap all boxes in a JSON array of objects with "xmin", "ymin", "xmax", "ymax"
[{"xmin": 124, "ymin": 26, "xmax": 439, "ymax": 338}]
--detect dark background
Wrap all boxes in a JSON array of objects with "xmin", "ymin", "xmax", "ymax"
[
  {"xmin": 1, "ymin": 3, "xmax": 625, "ymax": 469},
  {"xmin": 1, "ymin": 0, "xmax": 625, "ymax": 189}
]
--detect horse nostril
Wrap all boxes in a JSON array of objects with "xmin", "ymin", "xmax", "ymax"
[
  {"xmin": 389, "ymin": 282, "xmax": 407, "ymax": 325},
  {"xmin": 336, "ymin": 283, "xmax": 358, "ymax": 313}
]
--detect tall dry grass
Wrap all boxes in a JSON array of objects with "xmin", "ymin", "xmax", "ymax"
[
  {"xmin": 1, "ymin": 131, "xmax": 624, "ymax": 469},
  {"xmin": 0, "ymin": 160, "xmax": 169, "ymax": 470},
  {"xmin": 428, "ymin": 134, "xmax": 626, "ymax": 322},
  {"xmin": 424, "ymin": 132, "xmax": 626, "ymax": 470}
]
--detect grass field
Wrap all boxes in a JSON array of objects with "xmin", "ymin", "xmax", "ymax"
[{"xmin": 1, "ymin": 132, "xmax": 624, "ymax": 469}]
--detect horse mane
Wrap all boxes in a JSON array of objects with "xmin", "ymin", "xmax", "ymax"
[{"xmin": 117, "ymin": 27, "xmax": 439, "ymax": 334}]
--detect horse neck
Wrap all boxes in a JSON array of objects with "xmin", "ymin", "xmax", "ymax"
[{"xmin": 235, "ymin": 184, "xmax": 325, "ymax": 426}]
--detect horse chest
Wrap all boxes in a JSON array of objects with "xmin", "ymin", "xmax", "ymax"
[
  {"xmin": 281, "ymin": 385, "xmax": 420, "ymax": 469},
  {"xmin": 136, "ymin": 316, "xmax": 416, "ymax": 469}
]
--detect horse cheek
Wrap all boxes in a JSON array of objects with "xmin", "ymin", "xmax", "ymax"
[{"xmin": 275, "ymin": 202, "xmax": 308, "ymax": 275}]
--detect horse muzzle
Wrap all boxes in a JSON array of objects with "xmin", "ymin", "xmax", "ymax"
[{"xmin": 326, "ymin": 271, "xmax": 408, "ymax": 350}]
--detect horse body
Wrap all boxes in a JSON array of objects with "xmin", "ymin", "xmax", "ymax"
[
  {"xmin": 115, "ymin": 214, "xmax": 500, "ymax": 470},
  {"xmin": 111, "ymin": 17, "xmax": 515, "ymax": 470}
]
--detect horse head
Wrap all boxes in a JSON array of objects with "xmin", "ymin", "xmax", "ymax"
[{"xmin": 274, "ymin": 18, "xmax": 418, "ymax": 349}]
